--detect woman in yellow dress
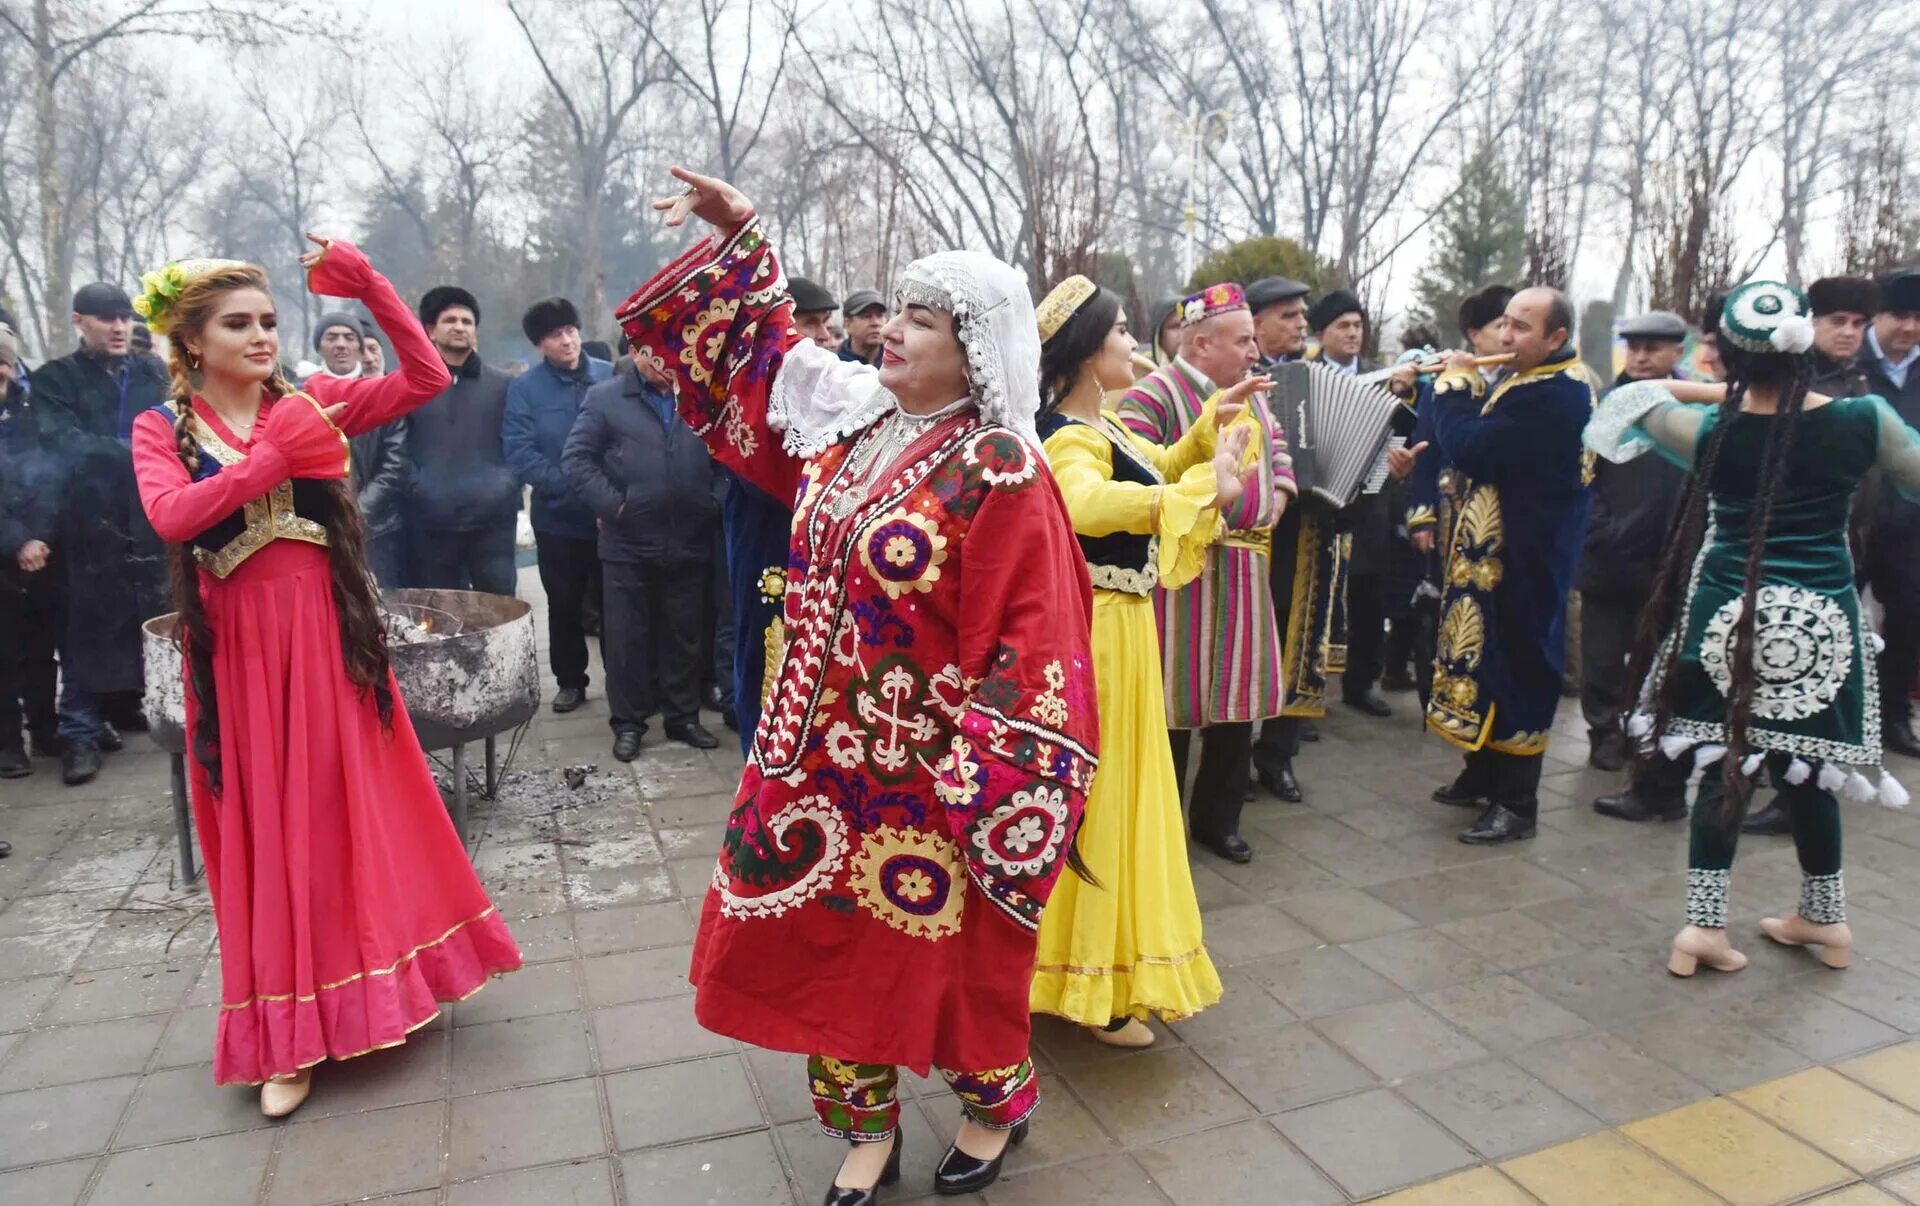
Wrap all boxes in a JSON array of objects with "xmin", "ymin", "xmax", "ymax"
[{"xmin": 1029, "ymin": 277, "xmax": 1255, "ymax": 1045}]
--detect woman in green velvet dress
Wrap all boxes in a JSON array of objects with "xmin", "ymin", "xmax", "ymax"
[{"xmin": 1585, "ymin": 281, "xmax": 1920, "ymax": 977}]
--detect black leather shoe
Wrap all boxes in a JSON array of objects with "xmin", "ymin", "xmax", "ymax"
[
  {"xmin": 1299, "ymin": 721, "xmax": 1320, "ymax": 742},
  {"xmin": 1430, "ymin": 777, "xmax": 1486, "ymax": 808},
  {"xmin": 824, "ymin": 1133, "xmax": 902, "ymax": 1206},
  {"xmin": 935, "ymin": 1120, "xmax": 1027, "ymax": 1196},
  {"xmin": 1587, "ymin": 730, "xmax": 1629, "ymax": 773},
  {"xmin": 1343, "ymin": 687, "xmax": 1393, "ymax": 717},
  {"xmin": 667, "ymin": 721, "xmax": 720, "ymax": 750},
  {"xmin": 0, "ymin": 839, "xmax": 11, "ymax": 858},
  {"xmin": 552, "ymin": 686, "xmax": 587, "ymax": 714},
  {"xmin": 612, "ymin": 729, "xmax": 644, "ymax": 762},
  {"xmin": 62, "ymin": 742, "xmax": 102, "ymax": 786},
  {"xmin": 95, "ymin": 723, "xmax": 123, "ymax": 753},
  {"xmin": 1885, "ymin": 723, "xmax": 1920, "ymax": 760},
  {"xmin": 1196, "ymin": 832, "xmax": 1253, "ymax": 863},
  {"xmin": 1257, "ymin": 763, "xmax": 1304, "ymax": 803},
  {"xmin": 1459, "ymin": 803, "xmax": 1537, "ymax": 845},
  {"xmin": 0, "ymin": 745, "xmax": 28, "ymax": 779},
  {"xmin": 1594, "ymin": 790, "xmax": 1685, "ymax": 822},
  {"xmin": 1741, "ymin": 799, "xmax": 1793, "ymax": 836}
]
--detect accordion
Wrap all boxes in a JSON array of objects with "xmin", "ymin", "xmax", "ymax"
[{"xmin": 1265, "ymin": 361, "xmax": 1406, "ymax": 509}]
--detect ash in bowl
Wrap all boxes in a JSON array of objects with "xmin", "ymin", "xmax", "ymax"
[{"xmin": 382, "ymin": 603, "xmax": 462, "ymax": 646}]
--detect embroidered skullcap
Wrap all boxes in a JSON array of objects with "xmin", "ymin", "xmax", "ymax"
[
  {"xmin": 1245, "ymin": 276, "xmax": 1310, "ymax": 315},
  {"xmin": 1306, "ymin": 289, "xmax": 1364, "ymax": 334},
  {"xmin": 1181, "ymin": 283, "xmax": 1249, "ymax": 325},
  {"xmin": 1721, "ymin": 281, "xmax": 1814, "ymax": 354},
  {"xmin": 1806, "ymin": 276, "xmax": 1878, "ymax": 318},
  {"xmin": 1037, "ymin": 275, "xmax": 1098, "ymax": 343}
]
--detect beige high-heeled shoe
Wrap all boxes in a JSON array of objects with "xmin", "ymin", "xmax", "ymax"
[
  {"xmin": 1760, "ymin": 914, "xmax": 1853, "ymax": 969},
  {"xmin": 260, "ymin": 1070, "xmax": 312, "ymax": 1117},
  {"xmin": 1667, "ymin": 924, "xmax": 1749, "ymax": 976},
  {"xmin": 1091, "ymin": 1018, "xmax": 1156, "ymax": 1048}
]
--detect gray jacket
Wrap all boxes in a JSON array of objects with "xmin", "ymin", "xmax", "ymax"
[{"xmin": 562, "ymin": 365, "xmax": 718, "ymax": 564}]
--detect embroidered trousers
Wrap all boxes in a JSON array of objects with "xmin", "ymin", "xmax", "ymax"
[
  {"xmin": 1685, "ymin": 754, "xmax": 1844, "ymax": 929},
  {"xmin": 808, "ymin": 1055, "xmax": 1037, "ymax": 1142}
]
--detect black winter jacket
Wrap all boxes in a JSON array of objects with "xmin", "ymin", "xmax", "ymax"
[{"xmin": 562, "ymin": 366, "xmax": 718, "ymax": 564}]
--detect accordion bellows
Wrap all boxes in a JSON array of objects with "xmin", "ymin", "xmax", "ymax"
[{"xmin": 1265, "ymin": 362, "xmax": 1403, "ymax": 509}]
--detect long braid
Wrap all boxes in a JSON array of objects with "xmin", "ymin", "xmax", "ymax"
[
  {"xmin": 1716, "ymin": 357, "xmax": 1811, "ymax": 815},
  {"xmin": 164, "ymin": 345, "xmax": 223, "ymax": 793}
]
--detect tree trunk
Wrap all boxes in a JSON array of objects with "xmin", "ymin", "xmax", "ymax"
[{"xmin": 34, "ymin": 0, "xmax": 71, "ymax": 356}]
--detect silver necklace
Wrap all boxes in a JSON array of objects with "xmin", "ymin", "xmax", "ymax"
[{"xmin": 825, "ymin": 397, "xmax": 971, "ymax": 520}]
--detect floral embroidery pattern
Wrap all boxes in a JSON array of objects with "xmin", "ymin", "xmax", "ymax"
[
  {"xmin": 859, "ymin": 508, "xmax": 949, "ymax": 598},
  {"xmin": 969, "ymin": 783, "xmax": 1070, "ymax": 879},
  {"xmin": 714, "ymin": 797, "xmax": 850, "ymax": 921},
  {"xmin": 1029, "ymin": 660, "xmax": 1069, "ymax": 728},
  {"xmin": 964, "ymin": 428, "xmax": 1037, "ymax": 489},
  {"xmin": 1700, "ymin": 584, "xmax": 1852, "ymax": 721},
  {"xmin": 849, "ymin": 826, "xmax": 967, "ymax": 939}
]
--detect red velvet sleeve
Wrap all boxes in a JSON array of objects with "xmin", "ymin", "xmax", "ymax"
[
  {"xmin": 299, "ymin": 241, "xmax": 452, "ymax": 435},
  {"xmin": 614, "ymin": 218, "xmax": 804, "ymax": 505},
  {"xmin": 131, "ymin": 409, "xmax": 291, "ymax": 543},
  {"xmin": 930, "ymin": 431, "xmax": 1100, "ymax": 931}
]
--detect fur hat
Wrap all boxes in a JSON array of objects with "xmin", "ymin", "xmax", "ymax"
[
  {"xmin": 1306, "ymin": 289, "xmax": 1364, "ymax": 333},
  {"xmin": 418, "ymin": 285, "xmax": 480, "ymax": 329},
  {"xmin": 1876, "ymin": 268, "xmax": 1920, "ymax": 314},
  {"xmin": 521, "ymin": 296, "xmax": 582, "ymax": 344},
  {"xmin": 1806, "ymin": 276, "xmax": 1879, "ymax": 318},
  {"xmin": 313, "ymin": 311, "xmax": 363, "ymax": 352}
]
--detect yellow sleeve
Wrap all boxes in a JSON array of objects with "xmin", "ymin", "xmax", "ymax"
[{"xmin": 1043, "ymin": 422, "xmax": 1222, "ymax": 590}]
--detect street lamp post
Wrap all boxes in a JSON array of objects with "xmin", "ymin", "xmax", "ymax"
[{"xmin": 1147, "ymin": 102, "xmax": 1239, "ymax": 286}]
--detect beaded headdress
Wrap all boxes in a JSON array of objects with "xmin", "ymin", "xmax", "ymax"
[
  {"xmin": 1036, "ymin": 275, "xmax": 1097, "ymax": 343},
  {"xmin": 133, "ymin": 259, "xmax": 254, "ymax": 335}
]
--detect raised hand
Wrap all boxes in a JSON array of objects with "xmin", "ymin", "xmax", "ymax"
[
  {"xmin": 1213, "ymin": 421, "xmax": 1253, "ymax": 510},
  {"xmin": 1214, "ymin": 373, "xmax": 1273, "ymax": 429},
  {"xmin": 653, "ymin": 166, "xmax": 754, "ymax": 232},
  {"xmin": 297, "ymin": 232, "xmax": 333, "ymax": 272}
]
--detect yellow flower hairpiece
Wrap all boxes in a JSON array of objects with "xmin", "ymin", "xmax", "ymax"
[
  {"xmin": 132, "ymin": 258, "xmax": 250, "ymax": 334},
  {"xmin": 1036, "ymin": 275, "xmax": 1098, "ymax": 343}
]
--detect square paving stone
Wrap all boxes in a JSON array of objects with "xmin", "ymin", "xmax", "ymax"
[
  {"xmin": 1275, "ymin": 887, "xmax": 1419, "ymax": 944},
  {"xmin": 1164, "ymin": 969, "xmax": 1297, "ymax": 1047},
  {"xmin": 495, "ymin": 913, "xmax": 575, "ymax": 964},
  {"xmin": 450, "ymin": 1011, "xmax": 592, "ymax": 1095},
  {"xmin": 0, "ymin": 1074, "xmax": 138, "ymax": 1166},
  {"xmin": 43, "ymin": 961, "xmax": 196, "ymax": 1024},
  {"xmin": 1733, "ymin": 1067, "xmax": 1920, "ymax": 1175},
  {"xmin": 1193, "ymin": 903, "xmax": 1322, "ymax": 965},
  {"xmin": 1436, "ymin": 910, "xmax": 1586, "ymax": 972},
  {"xmin": 1511, "ymin": 1030, "xmax": 1711, "ymax": 1125},
  {"xmin": 1881, "ymin": 1166, "xmax": 1920, "ymax": 1202},
  {"xmin": 1422, "ymin": 974, "xmax": 1591, "ymax": 1052},
  {"xmin": 1313, "ymin": 997, "xmax": 1489, "ymax": 1081},
  {"xmin": 1343, "ymin": 929, "xmax": 1493, "ymax": 992},
  {"xmin": 92, "ymin": 1130, "xmax": 275, "ymax": 1206},
  {"xmin": 267, "ymin": 1101, "xmax": 444, "ymax": 1206},
  {"xmin": 1811, "ymin": 1187, "xmax": 1906, "ymax": 1205},
  {"xmin": 114, "ymin": 1064, "xmax": 265, "ymax": 1146},
  {"xmin": 1274, "ymin": 1088, "xmax": 1477, "ymax": 1199},
  {"xmin": 1613, "ymin": 1004, "xmax": 1810, "ymax": 1093},
  {"xmin": 1622, "ymin": 1097, "xmax": 1852, "ymax": 1204},
  {"xmin": 581, "ymin": 945, "xmax": 695, "ymax": 1006},
  {"xmin": 593, "ymin": 994, "xmax": 734, "ymax": 1071},
  {"xmin": 1522, "ymin": 893, "xmax": 1677, "ymax": 951},
  {"xmin": 1191, "ymin": 1022, "xmax": 1373, "ymax": 1113},
  {"xmin": 984, "ymin": 1153, "xmax": 1167, "ymax": 1205},
  {"xmin": 1368, "ymin": 860, "xmax": 1582, "ymax": 924},
  {"xmin": 0, "ymin": 1158, "xmax": 95, "ymax": 1205},
  {"xmin": 1516, "ymin": 948, "xmax": 1694, "ymax": 1027},
  {"xmin": 1836, "ymin": 1041, "xmax": 1920, "ymax": 1111},
  {"xmin": 0, "ymin": 974, "xmax": 62, "ymax": 1031},
  {"xmin": 1060, "ymin": 1047, "xmax": 1253, "ymax": 1146},
  {"xmin": 1399, "ymin": 1058, "xmax": 1600, "ymax": 1159},
  {"xmin": 572, "ymin": 900, "xmax": 696, "ymax": 957},
  {"xmin": 153, "ymin": 1006, "xmax": 218, "ymax": 1068},
  {"xmin": 1499, "ymin": 1130, "xmax": 1717, "ymax": 1205},
  {"xmin": 0, "ymin": 888, "xmax": 124, "ymax": 937},
  {"xmin": 1372, "ymin": 1166, "xmax": 1537, "ymax": 1205},
  {"xmin": 0, "ymin": 928, "xmax": 100, "ymax": 980},
  {"xmin": 302, "ymin": 1030, "xmax": 449, "ymax": 1117},
  {"xmin": 1240, "ymin": 946, "xmax": 1401, "ymax": 1019},
  {"xmin": 1813, "ymin": 962, "xmax": 1920, "ymax": 1033},
  {"xmin": 1726, "ymin": 984, "xmax": 1904, "ymax": 1063},
  {"xmin": 78, "ymin": 909, "xmax": 215, "ymax": 971},
  {"xmin": 452, "ymin": 960, "xmax": 580, "ymax": 1026},
  {"xmin": 744, "ymin": 1047, "xmax": 817, "ymax": 1125},
  {"xmin": 448, "ymin": 1156, "xmax": 616, "ymax": 1206},
  {"xmin": 1135, "ymin": 1118, "xmax": 1343, "ymax": 1206},
  {"xmin": 447, "ymin": 1077, "xmax": 607, "ymax": 1180},
  {"xmin": 605, "ymin": 1053, "xmax": 763, "ymax": 1150},
  {"xmin": 2, "ymin": 1014, "xmax": 167, "ymax": 1089}
]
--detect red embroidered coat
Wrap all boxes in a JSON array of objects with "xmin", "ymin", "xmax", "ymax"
[{"xmin": 616, "ymin": 221, "xmax": 1098, "ymax": 1073}]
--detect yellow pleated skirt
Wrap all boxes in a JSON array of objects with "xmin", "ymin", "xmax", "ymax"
[{"xmin": 1031, "ymin": 589, "xmax": 1223, "ymax": 1025}]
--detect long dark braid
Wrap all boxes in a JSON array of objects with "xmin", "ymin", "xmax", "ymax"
[{"xmin": 166, "ymin": 397, "xmax": 224, "ymax": 794}]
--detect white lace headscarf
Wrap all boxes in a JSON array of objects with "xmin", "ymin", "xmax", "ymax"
[{"xmin": 767, "ymin": 250, "xmax": 1042, "ymax": 458}]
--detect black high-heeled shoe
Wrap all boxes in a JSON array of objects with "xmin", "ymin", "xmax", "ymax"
[
  {"xmin": 933, "ymin": 1119, "xmax": 1028, "ymax": 1196},
  {"xmin": 823, "ymin": 1132, "xmax": 902, "ymax": 1206}
]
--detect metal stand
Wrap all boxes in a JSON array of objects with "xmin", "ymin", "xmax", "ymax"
[
  {"xmin": 169, "ymin": 752, "xmax": 199, "ymax": 885},
  {"xmin": 485, "ymin": 734, "xmax": 498, "ymax": 797}
]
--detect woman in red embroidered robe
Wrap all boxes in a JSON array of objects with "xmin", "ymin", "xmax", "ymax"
[
  {"xmin": 620, "ymin": 170, "xmax": 1097, "ymax": 1202},
  {"xmin": 128, "ymin": 238, "xmax": 521, "ymax": 1117}
]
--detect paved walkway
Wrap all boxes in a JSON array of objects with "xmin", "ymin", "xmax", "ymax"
[{"xmin": 5, "ymin": 567, "xmax": 1920, "ymax": 1204}]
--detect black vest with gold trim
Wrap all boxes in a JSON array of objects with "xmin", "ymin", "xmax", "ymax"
[{"xmin": 157, "ymin": 400, "xmax": 332, "ymax": 578}]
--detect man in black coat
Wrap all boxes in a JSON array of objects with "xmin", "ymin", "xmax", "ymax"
[
  {"xmin": 404, "ymin": 286, "xmax": 520, "ymax": 595},
  {"xmin": 29, "ymin": 282, "xmax": 169, "ymax": 785},
  {"xmin": 1861, "ymin": 268, "xmax": 1920, "ymax": 759},
  {"xmin": 1579, "ymin": 311, "xmax": 1691, "ymax": 780},
  {"xmin": 562, "ymin": 359, "xmax": 721, "ymax": 760},
  {"xmin": 304, "ymin": 313, "xmax": 409, "ymax": 587},
  {"xmin": 0, "ymin": 324, "xmax": 61, "ymax": 777}
]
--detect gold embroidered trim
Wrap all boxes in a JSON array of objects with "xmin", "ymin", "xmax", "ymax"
[
  {"xmin": 1089, "ymin": 564, "xmax": 1156, "ymax": 595},
  {"xmin": 175, "ymin": 402, "xmax": 332, "ymax": 578},
  {"xmin": 219, "ymin": 905, "xmax": 502, "ymax": 1010},
  {"xmin": 1033, "ymin": 946, "xmax": 1210, "ymax": 976},
  {"xmin": 225, "ymin": 973, "xmax": 503, "ymax": 1086}
]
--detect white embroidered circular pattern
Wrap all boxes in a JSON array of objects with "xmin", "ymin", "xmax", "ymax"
[{"xmin": 1699, "ymin": 584, "xmax": 1852, "ymax": 721}]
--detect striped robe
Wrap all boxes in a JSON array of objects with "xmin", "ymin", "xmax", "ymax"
[{"xmin": 1117, "ymin": 357, "xmax": 1294, "ymax": 728}]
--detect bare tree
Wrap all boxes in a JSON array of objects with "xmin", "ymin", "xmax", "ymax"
[{"xmin": 628, "ymin": 0, "xmax": 795, "ymax": 181}]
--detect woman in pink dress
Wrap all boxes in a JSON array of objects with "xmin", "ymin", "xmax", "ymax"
[{"xmin": 129, "ymin": 236, "xmax": 522, "ymax": 1116}]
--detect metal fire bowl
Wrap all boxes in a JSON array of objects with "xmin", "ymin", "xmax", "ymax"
[{"xmin": 141, "ymin": 588, "xmax": 541, "ymax": 754}]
